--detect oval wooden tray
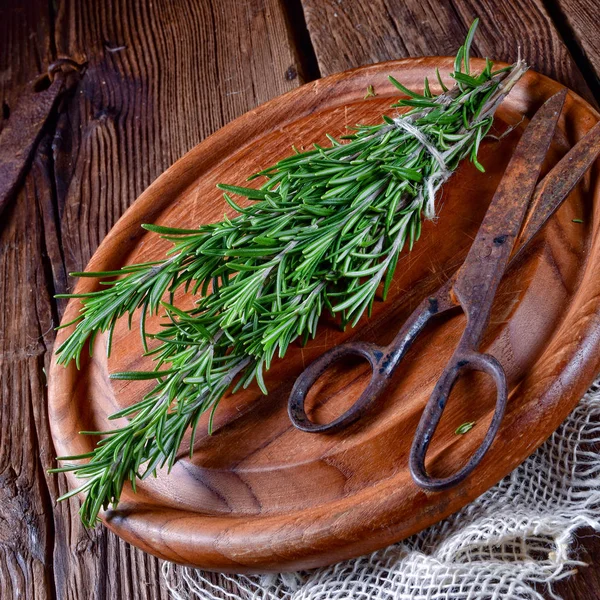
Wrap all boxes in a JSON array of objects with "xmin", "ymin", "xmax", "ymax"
[{"xmin": 49, "ymin": 57, "xmax": 600, "ymax": 572}]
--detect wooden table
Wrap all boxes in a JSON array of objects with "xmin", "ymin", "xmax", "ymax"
[{"xmin": 1, "ymin": 1, "xmax": 599, "ymax": 598}]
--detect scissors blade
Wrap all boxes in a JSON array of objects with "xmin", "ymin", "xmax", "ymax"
[
  {"xmin": 450, "ymin": 89, "xmax": 567, "ymax": 340},
  {"xmin": 514, "ymin": 119, "xmax": 600, "ymax": 259}
]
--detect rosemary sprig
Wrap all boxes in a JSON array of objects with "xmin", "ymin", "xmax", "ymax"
[{"xmin": 52, "ymin": 21, "xmax": 528, "ymax": 526}]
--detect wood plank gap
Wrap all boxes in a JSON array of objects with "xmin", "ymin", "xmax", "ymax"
[
  {"xmin": 281, "ymin": 0, "xmax": 322, "ymax": 81},
  {"xmin": 542, "ymin": 0, "xmax": 600, "ymax": 104},
  {"xmin": 34, "ymin": 133, "xmax": 72, "ymax": 600}
]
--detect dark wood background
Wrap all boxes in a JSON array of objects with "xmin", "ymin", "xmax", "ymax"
[{"xmin": 1, "ymin": 0, "xmax": 599, "ymax": 598}]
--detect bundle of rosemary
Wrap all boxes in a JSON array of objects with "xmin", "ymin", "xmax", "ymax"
[{"xmin": 52, "ymin": 20, "xmax": 528, "ymax": 526}]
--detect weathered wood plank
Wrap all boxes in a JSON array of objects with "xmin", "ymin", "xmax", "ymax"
[
  {"xmin": 0, "ymin": 154, "xmax": 56, "ymax": 600},
  {"xmin": 3, "ymin": 0, "xmax": 599, "ymax": 597},
  {"xmin": 545, "ymin": 20, "xmax": 600, "ymax": 600},
  {"xmin": 47, "ymin": 0, "xmax": 304, "ymax": 598},
  {"xmin": 0, "ymin": 0, "xmax": 53, "ymax": 126},
  {"xmin": 53, "ymin": 0, "xmax": 304, "ymax": 272},
  {"xmin": 551, "ymin": 527, "xmax": 600, "ymax": 600},
  {"xmin": 0, "ymin": 4, "xmax": 57, "ymax": 599},
  {"xmin": 552, "ymin": 0, "xmax": 600, "ymax": 94},
  {"xmin": 2, "ymin": 0, "xmax": 304, "ymax": 597},
  {"xmin": 298, "ymin": 2, "xmax": 600, "ymax": 599},
  {"xmin": 299, "ymin": 0, "xmax": 594, "ymax": 103}
]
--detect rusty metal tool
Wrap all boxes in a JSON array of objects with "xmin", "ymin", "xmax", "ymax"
[{"xmin": 288, "ymin": 89, "xmax": 600, "ymax": 491}]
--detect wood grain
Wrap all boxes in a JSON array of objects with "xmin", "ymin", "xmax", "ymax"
[
  {"xmin": 0, "ymin": 0, "xmax": 53, "ymax": 125},
  {"xmin": 49, "ymin": 59, "xmax": 600, "ymax": 572},
  {"xmin": 0, "ymin": 164, "xmax": 56, "ymax": 600},
  {"xmin": 1, "ymin": 0, "xmax": 303, "ymax": 598},
  {"xmin": 0, "ymin": 3, "xmax": 57, "ymax": 598},
  {"xmin": 53, "ymin": 0, "xmax": 304, "ymax": 274},
  {"xmin": 52, "ymin": 0, "xmax": 302, "ymax": 595},
  {"xmin": 299, "ymin": 0, "xmax": 595, "ymax": 104},
  {"xmin": 552, "ymin": 0, "xmax": 600, "ymax": 90}
]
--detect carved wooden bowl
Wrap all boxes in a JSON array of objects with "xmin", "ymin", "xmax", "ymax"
[{"xmin": 49, "ymin": 58, "xmax": 600, "ymax": 572}]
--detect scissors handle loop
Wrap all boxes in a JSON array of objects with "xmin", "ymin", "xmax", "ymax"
[
  {"xmin": 409, "ymin": 350, "xmax": 507, "ymax": 491},
  {"xmin": 288, "ymin": 342, "xmax": 388, "ymax": 433},
  {"xmin": 288, "ymin": 295, "xmax": 441, "ymax": 434}
]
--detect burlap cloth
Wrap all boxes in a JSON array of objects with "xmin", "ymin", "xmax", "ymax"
[{"xmin": 162, "ymin": 379, "xmax": 600, "ymax": 600}]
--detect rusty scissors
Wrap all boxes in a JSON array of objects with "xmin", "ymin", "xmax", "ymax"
[{"xmin": 288, "ymin": 89, "xmax": 600, "ymax": 491}]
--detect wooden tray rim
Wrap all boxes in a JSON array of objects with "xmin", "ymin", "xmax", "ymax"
[{"xmin": 49, "ymin": 57, "xmax": 600, "ymax": 572}]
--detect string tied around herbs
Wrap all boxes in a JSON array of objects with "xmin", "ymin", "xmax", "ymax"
[{"xmin": 391, "ymin": 118, "xmax": 450, "ymax": 219}]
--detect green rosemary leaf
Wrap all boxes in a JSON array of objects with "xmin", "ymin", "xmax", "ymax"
[
  {"xmin": 388, "ymin": 75, "xmax": 423, "ymax": 99},
  {"xmin": 455, "ymin": 421, "xmax": 476, "ymax": 435},
  {"xmin": 435, "ymin": 67, "xmax": 449, "ymax": 93},
  {"xmin": 452, "ymin": 72, "xmax": 480, "ymax": 88},
  {"xmin": 381, "ymin": 165, "xmax": 423, "ymax": 182},
  {"xmin": 454, "ymin": 46, "xmax": 465, "ymax": 76},
  {"xmin": 142, "ymin": 224, "xmax": 202, "ymax": 235},
  {"xmin": 462, "ymin": 18, "xmax": 479, "ymax": 74},
  {"xmin": 401, "ymin": 98, "xmax": 440, "ymax": 108},
  {"xmin": 423, "ymin": 77, "xmax": 432, "ymax": 98},
  {"xmin": 216, "ymin": 183, "xmax": 269, "ymax": 200},
  {"xmin": 382, "ymin": 244, "xmax": 401, "ymax": 300},
  {"xmin": 109, "ymin": 370, "xmax": 177, "ymax": 380}
]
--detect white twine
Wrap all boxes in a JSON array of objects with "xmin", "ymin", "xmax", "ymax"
[
  {"xmin": 162, "ymin": 377, "xmax": 600, "ymax": 600},
  {"xmin": 392, "ymin": 118, "xmax": 451, "ymax": 219},
  {"xmin": 392, "ymin": 117, "xmax": 449, "ymax": 173}
]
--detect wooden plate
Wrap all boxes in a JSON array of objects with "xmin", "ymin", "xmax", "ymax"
[{"xmin": 49, "ymin": 57, "xmax": 600, "ymax": 572}]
